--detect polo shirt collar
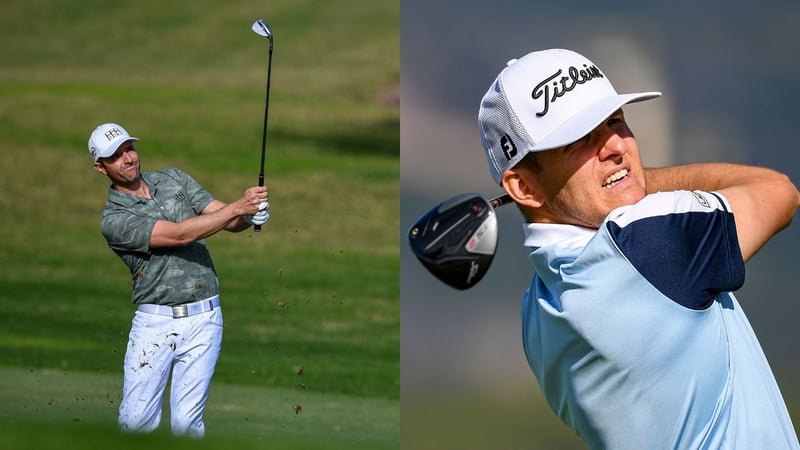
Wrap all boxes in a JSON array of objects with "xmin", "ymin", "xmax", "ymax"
[
  {"xmin": 523, "ymin": 222, "xmax": 596, "ymax": 249},
  {"xmin": 106, "ymin": 171, "xmax": 160, "ymax": 206}
]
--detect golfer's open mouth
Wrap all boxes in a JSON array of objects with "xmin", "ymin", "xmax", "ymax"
[{"xmin": 602, "ymin": 169, "xmax": 628, "ymax": 189}]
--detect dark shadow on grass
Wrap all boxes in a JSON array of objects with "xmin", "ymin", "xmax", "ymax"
[{"xmin": 273, "ymin": 118, "xmax": 399, "ymax": 157}]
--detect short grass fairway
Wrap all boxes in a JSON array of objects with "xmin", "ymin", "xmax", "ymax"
[
  {"xmin": 0, "ymin": 367, "xmax": 396, "ymax": 449},
  {"xmin": 0, "ymin": 0, "xmax": 398, "ymax": 448}
]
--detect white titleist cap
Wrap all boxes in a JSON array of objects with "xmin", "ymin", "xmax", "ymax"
[
  {"xmin": 478, "ymin": 49, "xmax": 661, "ymax": 184},
  {"xmin": 88, "ymin": 123, "xmax": 139, "ymax": 162}
]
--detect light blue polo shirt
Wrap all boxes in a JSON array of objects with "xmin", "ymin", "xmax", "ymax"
[{"xmin": 521, "ymin": 190, "xmax": 798, "ymax": 449}]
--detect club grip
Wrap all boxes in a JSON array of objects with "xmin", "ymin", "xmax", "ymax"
[{"xmin": 254, "ymin": 174, "xmax": 265, "ymax": 232}]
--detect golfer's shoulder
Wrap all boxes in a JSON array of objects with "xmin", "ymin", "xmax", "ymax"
[
  {"xmin": 609, "ymin": 190, "xmax": 728, "ymax": 227},
  {"xmin": 146, "ymin": 167, "xmax": 197, "ymax": 187},
  {"xmin": 150, "ymin": 167, "xmax": 187, "ymax": 180}
]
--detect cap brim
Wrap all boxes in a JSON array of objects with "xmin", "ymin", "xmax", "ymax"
[
  {"xmin": 531, "ymin": 92, "xmax": 661, "ymax": 152},
  {"xmin": 97, "ymin": 137, "xmax": 139, "ymax": 159}
]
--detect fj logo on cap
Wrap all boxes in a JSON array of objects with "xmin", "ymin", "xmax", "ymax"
[
  {"xmin": 500, "ymin": 133, "xmax": 517, "ymax": 161},
  {"xmin": 104, "ymin": 128, "xmax": 124, "ymax": 141},
  {"xmin": 531, "ymin": 64, "xmax": 604, "ymax": 117}
]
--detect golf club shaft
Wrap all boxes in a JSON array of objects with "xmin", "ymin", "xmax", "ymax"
[
  {"xmin": 254, "ymin": 40, "xmax": 273, "ymax": 232},
  {"xmin": 489, "ymin": 193, "xmax": 513, "ymax": 208}
]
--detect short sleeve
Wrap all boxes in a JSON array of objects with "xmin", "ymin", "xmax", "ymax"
[
  {"xmin": 162, "ymin": 168, "xmax": 215, "ymax": 214},
  {"xmin": 606, "ymin": 190, "xmax": 745, "ymax": 310},
  {"xmin": 100, "ymin": 208, "xmax": 157, "ymax": 254}
]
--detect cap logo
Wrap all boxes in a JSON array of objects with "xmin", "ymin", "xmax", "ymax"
[
  {"xmin": 90, "ymin": 146, "xmax": 97, "ymax": 159},
  {"xmin": 531, "ymin": 64, "xmax": 604, "ymax": 117},
  {"xmin": 104, "ymin": 127, "xmax": 124, "ymax": 141},
  {"xmin": 692, "ymin": 191, "xmax": 711, "ymax": 208},
  {"xmin": 500, "ymin": 133, "xmax": 517, "ymax": 161}
]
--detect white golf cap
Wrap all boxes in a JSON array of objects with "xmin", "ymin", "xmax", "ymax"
[
  {"xmin": 88, "ymin": 123, "xmax": 139, "ymax": 161},
  {"xmin": 478, "ymin": 49, "xmax": 661, "ymax": 184}
]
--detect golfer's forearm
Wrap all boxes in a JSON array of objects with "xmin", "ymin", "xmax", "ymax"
[
  {"xmin": 150, "ymin": 205, "xmax": 239, "ymax": 247},
  {"xmin": 224, "ymin": 216, "xmax": 252, "ymax": 233},
  {"xmin": 645, "ymin": 163, "xmax": 785, "ymax": 194}
]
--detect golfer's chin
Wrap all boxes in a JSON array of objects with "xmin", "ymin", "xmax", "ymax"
[
  {"xmin": 121, "ymin": 165, "xmax": 140, "ymax": 180},
  {"xmin": 111, "ymin": 169, "xmax": 140, "ymax": 187},
  {"xmin": 601, "ymin": 189, "xmax": 647, "ymax": 217}
]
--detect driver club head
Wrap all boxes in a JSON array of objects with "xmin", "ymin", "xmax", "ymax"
[{"xmin": 407, "ymin": 193, "xmax": 499, "ymax": 290}]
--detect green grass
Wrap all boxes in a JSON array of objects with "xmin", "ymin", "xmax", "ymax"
[
  {"xmin": 0, "ymin": 366, "xmax": 397, "ymax": 449},
  {"xmin": 0, "ymin": 0, "xmax": 398, "ymax": 448}
]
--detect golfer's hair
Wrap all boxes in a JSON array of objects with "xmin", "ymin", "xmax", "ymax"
[
  {"xmin": 517, "ymin": 151, "xmax": 542, "ymax": 173},
  {"xmin": 512, "ymin": 152, "xmax": 542, "ymax": 220}
]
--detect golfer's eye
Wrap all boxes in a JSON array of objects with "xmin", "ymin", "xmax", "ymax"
[
  {"xmin": 607, "ymin": 110, "xmax": 626, "ymax": 127},
  {"xmin": 565, "ymin": 136, "xmax": 587, "ymax": 152}
]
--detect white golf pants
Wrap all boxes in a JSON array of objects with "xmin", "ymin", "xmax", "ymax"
[{"xmin": 118, "ymin": 302, "xmax": 223, "ymax": 437}]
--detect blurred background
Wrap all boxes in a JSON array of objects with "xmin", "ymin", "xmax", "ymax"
[{"xmin": 400, "ymin": 0, "xmax": 800, "ymax": 448}]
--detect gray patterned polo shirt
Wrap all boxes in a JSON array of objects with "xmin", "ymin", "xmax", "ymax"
[{"xmin": 100, "ymin": 168, "xmax": 219, "ymax": 305}]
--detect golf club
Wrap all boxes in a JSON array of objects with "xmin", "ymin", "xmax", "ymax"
[
  {"xmin": 252, "ymin": 19, "xmax": 273, "ymax": 231},
  {"xmin": 407, "ymin": 193, "xmax": 512, "ymax": 290}
]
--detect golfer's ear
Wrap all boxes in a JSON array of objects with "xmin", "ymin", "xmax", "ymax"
[
  {"xmin": 93, "ymin": 161, "xmax": 107, "ymax": 175},
  {"xmin": 501, "ymin": 168, "xmax": 544, "ymax": 209}
]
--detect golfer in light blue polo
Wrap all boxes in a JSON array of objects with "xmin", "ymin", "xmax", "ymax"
[{"xmin": 478, "ymin": 49, "xmax": 800, "ymax": 449}]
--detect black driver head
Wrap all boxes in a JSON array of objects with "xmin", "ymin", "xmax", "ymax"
[{"xmin": 407, "ymin": 193, "xmax": 499, "ymax": 290}]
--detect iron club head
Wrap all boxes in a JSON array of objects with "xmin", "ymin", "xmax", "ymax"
[
  {"xmin": 252, "ymin": 20, "xmax": 273, "ymax": 39},
  {"xmin": 252, "ymin": 20, "xmax": 273, "ymax": 52},
  {"xmin": 408, "ymin": 193, "xmax": 501, "ymax": 290}
]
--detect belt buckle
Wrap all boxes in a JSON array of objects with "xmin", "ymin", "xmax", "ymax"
[{"xmin": 171, "ymin": 304, "xmax": 189, "ymax": 319}]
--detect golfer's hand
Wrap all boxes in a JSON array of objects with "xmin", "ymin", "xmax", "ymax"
[
  {"xmin": 244, "ymin": 204, "xmax": 270, "ymax": 225},
  {"xmin": 236, "ymin": 186, "xmax": 269, "ymax": 216}
]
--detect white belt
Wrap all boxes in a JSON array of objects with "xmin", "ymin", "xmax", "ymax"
[{"xmin": 137, "ymin": 295, "xmax": 220, "ymax": 319}]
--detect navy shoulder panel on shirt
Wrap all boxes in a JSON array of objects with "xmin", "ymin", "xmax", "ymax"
[{"xmin": 607, "ymin": 192, "xmax": 745, "ymax": 310}]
